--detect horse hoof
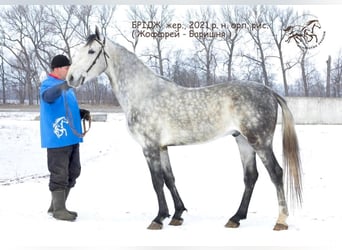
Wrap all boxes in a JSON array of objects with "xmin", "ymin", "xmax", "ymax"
[
  {"xmin": 169, "ymin": 218, "xmax": 183, "ymax": 226},
  {"xmin": 147, "ymin": 221, "xmax": 163, "ymax": 230},
  {"xmin": 225, "ymin": 220, "xmax": 240, "ymax": 228},
  {"xmin": 273, "ymin": 223, "xmax": 288, "ymax": 231}
]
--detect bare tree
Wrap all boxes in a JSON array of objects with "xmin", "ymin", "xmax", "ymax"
[
  {"xmin": 0, "ymin": 52, "xmax": 6, "ymax": 104},
  {"xmin": 266, "ymin": 6, "xmax": 298, "ymax": 96},
  {"xmin": 241, "ymin": 6, "xmax": 272, "ymax": 87},
  {"xmin": 187, "ymin": 6, "xmax": 219, "ymax": 86},
  {"xmin": 73, "ymin": 5, "xmax": 94, "ymax": 40},
  {"xmin": 300, "ymin": 48, "xmax": 309, "ymax": 96},
  {"xmin": 298, "ymin": 47, "xmax": 324, "ymax": 96},
  {"xmin": 330, "ymin": 51, "xmax": 342, "ymax": 97},
  {"xmin": 97, "ymin": 5, "xmax": 116, "ymax": 37},
  {"xmin": 45, "ymin": 5, "xmax": 92, "ymax": 59},
  {"xmin": 1, "ymin": 5, "xmax": 119, "ymax": 105},
  {"xmin": 116, "ymin": 5, "xmax": 141, "ymax": 53},
  {"xmin": 0, "ymin": 5, "xmax": 50, "ymax": 104},
  {"xmin": 167, "ymin": 49, "xmax": 202, "ymax": 87},
  {"xmin": 220, "ymin": 6, "xmax": 243, "ymax": 81},
  {"xmin": 131, "ymin": 5, "xmax": 174, "ymax": 76}
]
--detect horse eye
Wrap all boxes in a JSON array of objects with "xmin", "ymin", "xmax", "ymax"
[{"xmin": 88, "ymin": 49, "xmax": 95, "ymax": 54}]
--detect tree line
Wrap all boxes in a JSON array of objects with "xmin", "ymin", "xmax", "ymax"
[{"xmin": 0, "ymin": 5, "xmax": 341, "ymax": 105}]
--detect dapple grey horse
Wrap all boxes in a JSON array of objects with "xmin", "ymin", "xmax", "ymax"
[{"xmin": 67, "ymin": 27, "xmax": 302, "ymax": 230}]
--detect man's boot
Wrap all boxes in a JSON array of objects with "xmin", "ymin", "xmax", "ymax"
[
  {"xmin": 64, "ymin": 188, "xmax": 78, "ymax": 217},
  {"xmin": 51, "ymin": 190, "xmax": 77, "ymax": 221},
  {"xmin": 48, "ymin": 188, "xmax": 78, "ymax": 217}
]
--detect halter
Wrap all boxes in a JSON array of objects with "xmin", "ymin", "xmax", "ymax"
[
  {"xmin": 61, "ymin": 38, "xmax": 107, "ymax": 138},
  {"xmin": 86, "ymin": 38, "xmax": 110, "ymax": 73}
]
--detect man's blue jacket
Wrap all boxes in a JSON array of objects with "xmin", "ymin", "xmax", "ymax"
[{"xmin": 40, "ymin": 74, "xmax": 83, "ymax": 148}]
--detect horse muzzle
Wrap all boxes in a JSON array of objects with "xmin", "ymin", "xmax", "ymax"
[{"xmin": 66, "ymin": 74, "xmax": 85, "ymax": 88}]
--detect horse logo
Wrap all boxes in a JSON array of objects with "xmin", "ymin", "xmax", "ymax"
[
  {"xmin": 284, "ymin": 18, "xmax": 325, "ymax": 49},
  {"xmin": 53, "ymin": 116, "xmax": 68, "ymax": 138}
]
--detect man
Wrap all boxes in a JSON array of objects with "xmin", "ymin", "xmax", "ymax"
[{"xmin": 40, "ymin": 54, "xmax": 90, "ymax": 221}]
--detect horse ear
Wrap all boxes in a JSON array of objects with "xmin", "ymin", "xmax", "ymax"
[{"xmin": 95, "ymin": 26, "xmax": 101, "ymax": 40}]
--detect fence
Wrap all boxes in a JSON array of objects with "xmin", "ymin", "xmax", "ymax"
[{"xmin": 282, "ymin": 97, "xmax": 342, "ymax": 124}]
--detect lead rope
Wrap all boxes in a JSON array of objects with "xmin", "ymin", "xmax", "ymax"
[{"xmin": 63, "ymin": 91, "xmax": 91, "ymax": 138}]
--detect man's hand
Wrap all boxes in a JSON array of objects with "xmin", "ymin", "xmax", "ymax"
[
  {"xmin": 60, "ymin": 81, "xmax": 72, "ymax": 91},
  {"xmin": 80, "ymin": 109, "xmax": 91, "ymax": 120}
]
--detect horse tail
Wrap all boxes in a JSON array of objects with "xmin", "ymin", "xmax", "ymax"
[{"xmin": 275, "ymin": 93, "xmax": 303, "ymax": 208}]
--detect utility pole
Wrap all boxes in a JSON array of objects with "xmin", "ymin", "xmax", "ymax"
[{"xmin": 326, "ymin": 55, "xmax": 331, "ymax": 97}]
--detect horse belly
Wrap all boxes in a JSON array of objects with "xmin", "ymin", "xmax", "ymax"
[{"xmin": 160, "ymin": 113, "xmax": 238, "ymax": 146}]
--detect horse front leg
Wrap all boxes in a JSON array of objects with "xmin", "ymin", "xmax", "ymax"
[
  {"xmin": 143, "ymin": 146, "xmax": 170, "ymax": 230},
  {"xmin": 160, "ymin": 147, "xmax": 187, "ymax": 226}
]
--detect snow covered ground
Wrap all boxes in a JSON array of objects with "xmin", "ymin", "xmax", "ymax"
[{"xmin": 0, "ymin": 110, "xmax": 341, "ymax": 249}]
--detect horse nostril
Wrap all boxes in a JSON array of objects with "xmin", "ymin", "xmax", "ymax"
[{"xmin": 69, "ymin": 75, "xmax": 74, "ymax": 82}]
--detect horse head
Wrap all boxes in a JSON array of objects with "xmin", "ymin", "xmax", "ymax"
[
  {"xmin": 305, "ymin": 19, "xmax": 320, "ymax": 29},
  {"xmin": 67, "ymin": 26, "xmax": 109, "ymax": 88}
]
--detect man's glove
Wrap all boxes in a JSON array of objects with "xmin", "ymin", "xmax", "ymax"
[
  {"xmin": 60, "ymin": 81, "xmax": 72, "ymax": 91},
  {"xmin": 80, "ymin": 109, "xmax": 91, "ymax": 121}
]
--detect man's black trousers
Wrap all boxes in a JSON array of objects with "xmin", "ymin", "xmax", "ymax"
[{"xmin": 47, "ymin": 144, "xmax": 81, "ymax": 191}]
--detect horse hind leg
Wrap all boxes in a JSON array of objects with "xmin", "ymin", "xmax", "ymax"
[
  {"xmin": 256, "ymin": 147, "xmax": 289, "ymax": 231},
  {"xmin": 160, "ymin": 147, "xmax": 187, "ymax": 226},
  {"xmin": 226, "ymin": 134, "xmax": 258, "ymax": 228}
]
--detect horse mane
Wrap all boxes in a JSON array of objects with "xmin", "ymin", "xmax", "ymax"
[
  {"xmin": 86, "ymin": 34, "xmax": 98, "ymax": 46},
  {"xmin": 111, "ymin": 40, "xmax": 169, "ymax": 82},
  {"xmin": 306, "ymin": 19, "xmax": 318, "ymax": 26}
]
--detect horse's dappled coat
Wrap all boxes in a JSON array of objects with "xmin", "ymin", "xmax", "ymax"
[{"xmin": 67, "ymin": 27, "xmax": 302, "ymax": 231}]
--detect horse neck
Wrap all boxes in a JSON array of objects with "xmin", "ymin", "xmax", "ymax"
[{"xmin": 104, "ymin": 42, "xmax": 175, "ymax": 112}]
